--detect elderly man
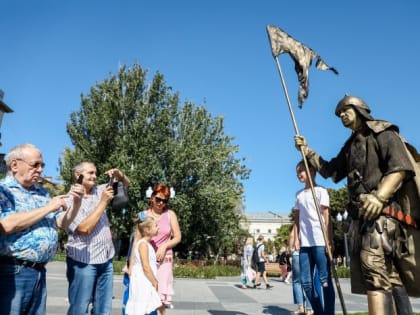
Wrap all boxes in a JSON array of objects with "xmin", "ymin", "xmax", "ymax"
[
  {"xmin": 295, "ymin": 95, "xmax": 417, "ymax": 315},
  {"xmin": 0, "ymin": 144, "xmax": 84, "ymax": 315}
]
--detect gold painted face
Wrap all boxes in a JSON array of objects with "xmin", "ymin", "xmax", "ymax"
[{"xmin": 338, "ymin": 106, "xmax": 361, "ymax": 131}]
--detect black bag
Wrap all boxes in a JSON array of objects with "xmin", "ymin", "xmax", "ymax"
[
  {"xmin": 279, "ymin": 252, "xmax": 288, "ymax": 265},
  {"xmin": 111, "ymin": 181, "xmax": 129, "ymax": 210},
  {"xmin": 251, "ymin": 244, "xmax": 262, "ymax": 266}
]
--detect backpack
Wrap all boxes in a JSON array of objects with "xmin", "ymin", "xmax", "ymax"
[{"xmin": 251, "ymin": 244, "xmax": 262, "ymax": 266}]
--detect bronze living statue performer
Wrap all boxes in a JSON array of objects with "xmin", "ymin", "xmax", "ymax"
[{"xmin": 295, "ymin": 95, "xmax": 420, "ymax": 315}]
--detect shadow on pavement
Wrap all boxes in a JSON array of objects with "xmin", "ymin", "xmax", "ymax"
[
  {"xmin": 263, "ymin": 305, "xmax": 294, "ymax": 314},
  {"xmin": 209, "ymin": 311, "xmax": 247, "ymax": 315}
]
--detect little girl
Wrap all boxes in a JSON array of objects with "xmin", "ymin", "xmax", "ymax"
[{"xmin": 125, "ymin": 216, "xmax": 162, "ymax": 315}]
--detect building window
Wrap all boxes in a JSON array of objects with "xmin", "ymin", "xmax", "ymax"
[{"xmin": 268, "ymin": 229, "xmax": 272, "ymax": 234}]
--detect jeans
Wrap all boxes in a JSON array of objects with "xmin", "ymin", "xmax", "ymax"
[
  {"xmin": 66, "ymin": 257, "xmax": 114, "ymax": 315},
  {"xmin": 0, "ymin": 263, "xmax": 47, "ymax": 315},
  {"xmin": 299, "ymin": 246, "xmax": 335, "ymax": 315},
  {"xmin": 292, "ymin": 251, "xmax": 312, "ymax": 309}
]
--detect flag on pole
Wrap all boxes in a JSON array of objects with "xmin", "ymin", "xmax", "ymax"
[{"xmin": 266, "ymin": 25, "xmax": 338, "ymax": 108}]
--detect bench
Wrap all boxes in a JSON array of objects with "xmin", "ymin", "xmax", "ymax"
[{"xmin": 265, "ymin": 262, "xmax": 281, "ymax": 276}]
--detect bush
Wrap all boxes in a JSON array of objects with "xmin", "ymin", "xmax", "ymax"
[
  {"xmin": 54, "ymin": 252, "xmax": 66, "ymax": 262},
  {"xmin": 54, "ymin": 253, "xmax": 242, "ymax": 278},
  {"xmin": 335, "ymin": 266, "xmax": 351, "ymax": 278},
  {"xmin": 113, "ymin": 259, "xmax": 127, "ymax": 274},
  {"xmin": 174, "ymin": 264, "xmax": 241, "ymax": 279}
]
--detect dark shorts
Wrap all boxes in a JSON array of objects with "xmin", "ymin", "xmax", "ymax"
[{"xmin": 257, "ymin": 261, "xmax": 266, "ymax": 273}]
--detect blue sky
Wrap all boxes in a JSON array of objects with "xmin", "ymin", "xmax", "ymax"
[{"xmin": 1, "ymin": 1, "xmax": 419, "ymax": 215}]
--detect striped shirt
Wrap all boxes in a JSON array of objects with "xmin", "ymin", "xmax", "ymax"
[{"xmin": 65, "ymin": 184, "xmax": 115, "ymax": 264}]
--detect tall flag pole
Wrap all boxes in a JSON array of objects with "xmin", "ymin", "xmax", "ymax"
[{"xmin": 266, "ymin": 25, "xmax": 347, "ymax": 315}]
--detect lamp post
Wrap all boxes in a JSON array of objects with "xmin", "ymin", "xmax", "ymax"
[
  {"xmin": 336, "ymin": 211, "xmax": 350, "ymax": 268},
  {"xmin": 0, "ymin": 90, "xmax": 13, "ymax": 175}
]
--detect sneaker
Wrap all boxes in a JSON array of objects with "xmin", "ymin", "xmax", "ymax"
[
  {"xmin": 290, "ymin": 307, "xmax": 305, "ymax": 315},
  {"xmin": 266, "ymin": 284, "xmax": 273, "ymax": 289},
  {"xmin": 253, "ymin": 282, "xmax": 261, "ymax": 288},
  {"xmin": 284, "ymin": 279, "xmax": 290, "ymax": 284}
]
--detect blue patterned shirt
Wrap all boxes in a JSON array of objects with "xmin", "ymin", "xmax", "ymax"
[{"xmin": 0, "ymin": 175, "xmax": 60, "ymax": 263}]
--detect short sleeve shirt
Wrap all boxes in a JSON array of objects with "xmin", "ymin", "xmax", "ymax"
[
  {"xmin": 257, "ymin": 243, "xmax": 265, "ymax": 262},
  {"xmin": 65, "ymin": 184, "xmax": 115, "ymax": 264},
  {"xmin": 0, "ymin": 175, "xmax": 59, "ymax": 262},
  {"xmin": 294, "ymin": 186, "xmax": 330, "ymax": 247}
]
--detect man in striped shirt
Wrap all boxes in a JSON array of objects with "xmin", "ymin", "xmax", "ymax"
[{"xmin": 65, "ymin": 161, "xmax": 130, "ymax": 315}]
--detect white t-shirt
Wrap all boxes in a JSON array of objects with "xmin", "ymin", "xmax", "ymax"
[
  {"xmin": 294, "ymin": 186, "xmax": 329, "ymax": 247},
  {"xmin": 257, "ymin": 242, "xmax": 265, "ymax": 262}
]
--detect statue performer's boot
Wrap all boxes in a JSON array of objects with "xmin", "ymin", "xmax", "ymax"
[
  {"xmin": 367, "ymin": 290, "xmax": 394, "ymax": 315},
  {"xmin": 392, "ymin": 286, "xmax": 413, "ymax": 315}
]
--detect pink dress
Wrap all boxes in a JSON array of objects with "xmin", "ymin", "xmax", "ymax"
[{"xmin": 147, "ymin": 209, "xmax": 174, "ymax": 306}]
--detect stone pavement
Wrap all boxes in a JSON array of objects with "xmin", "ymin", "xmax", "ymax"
[{"xmin": 46, "ymin": 261, "xmax": 420, "ymax": 314}]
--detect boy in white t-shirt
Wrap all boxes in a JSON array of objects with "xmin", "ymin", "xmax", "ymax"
[{"xmin": 293, "ymin": 160, "xmax": 335, "ymax": 315}]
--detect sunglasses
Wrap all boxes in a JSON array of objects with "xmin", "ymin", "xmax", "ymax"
[
  {"xmin": 16, "ymin": 158, "xmax": 46, "ymax": 169},
  {"xmin": 155, "ymin": 196, "xmax": 169, "ymax": 204}
]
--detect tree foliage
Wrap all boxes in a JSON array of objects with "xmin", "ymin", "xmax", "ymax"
[
  {"xmin": 327, "ymin": 186, "xmax": 349, "ymax": 257},
  {"xmin": 273, "ymin": 223, "xmax": 293, "ymax": 251},
  {"xmin": 59, "ymin": 63, "xmax": 250, "ymax": 257}
]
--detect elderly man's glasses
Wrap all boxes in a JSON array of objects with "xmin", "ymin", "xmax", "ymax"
[
  {"xmin": 16, "ymin": 159, "xmax": 45, "ymax": 169},
  {"xmin": 155, "ymin": 196, "xmax": 169, "ymax": 204}
]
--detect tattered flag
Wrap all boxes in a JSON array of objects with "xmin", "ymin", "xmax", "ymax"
[{"xmin": 266, "ymin": 25, "xmax": 338, "ymax": 108}]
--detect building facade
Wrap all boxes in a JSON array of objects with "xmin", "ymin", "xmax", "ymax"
[{"xmin": 240, "ymin": 212, "xmax": 292, "ymax": 241}]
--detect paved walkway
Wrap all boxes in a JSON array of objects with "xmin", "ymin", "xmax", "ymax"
[{"xmin": 46, "ymin": 261, "xmax": 420, "ymax": 314}]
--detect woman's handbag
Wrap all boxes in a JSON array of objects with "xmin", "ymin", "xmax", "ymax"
[{"xmin": 246, "ymin": 267, "xmax": 256, "ymax": 283}]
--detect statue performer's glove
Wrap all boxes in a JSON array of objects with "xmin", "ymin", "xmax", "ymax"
[
  {"xmin": 359, "ymin": 171, "xmax": 406, "ymax": 220},
  {"xmin": 294, "ymin": 135, "xmax": 309, "ymax": 155},
  {"xmin": 359, "ymin": 193, "xmax": 384, "ymax": 220}
]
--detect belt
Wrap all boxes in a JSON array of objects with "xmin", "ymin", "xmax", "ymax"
[
  {"xmin": 0, "ymin": 256, "xmax": 47, "ymax": 270},
  {"xmin": 383, "ymin": 205, "xmax": 419, "ymax": 229}
]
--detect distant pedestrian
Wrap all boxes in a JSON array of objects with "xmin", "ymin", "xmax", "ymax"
[
  {"xmin": 253, "ymin": 234, "xmax": 273, "ymax": 289},
  {"xmin": 241, "ymin": 237, "xmax": 255, "ymax": 289},
  {"xmin": 278, "ymin": 247, "xmax": 291, "ymax": 284}
]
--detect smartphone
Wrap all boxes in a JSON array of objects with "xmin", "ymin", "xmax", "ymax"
[
  {"xmin": 76, "ymin": 174, "xmax": 84, "ymax": 184},
  {"xmin": 107, "ymin": 175, "xmax": 114, "ymax": 187}
]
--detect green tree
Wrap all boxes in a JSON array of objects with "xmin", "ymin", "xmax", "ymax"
[
  {"xmin": 273, "ymin": 223, "xmax": 293, "ymax": 252},
  {"xmin": 328, "ymin": 186, "xmax": 348, "ymax": 258},
  {"xmin": 59, "ymin": 63, "xmax": 250, "ymax": 257}
]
